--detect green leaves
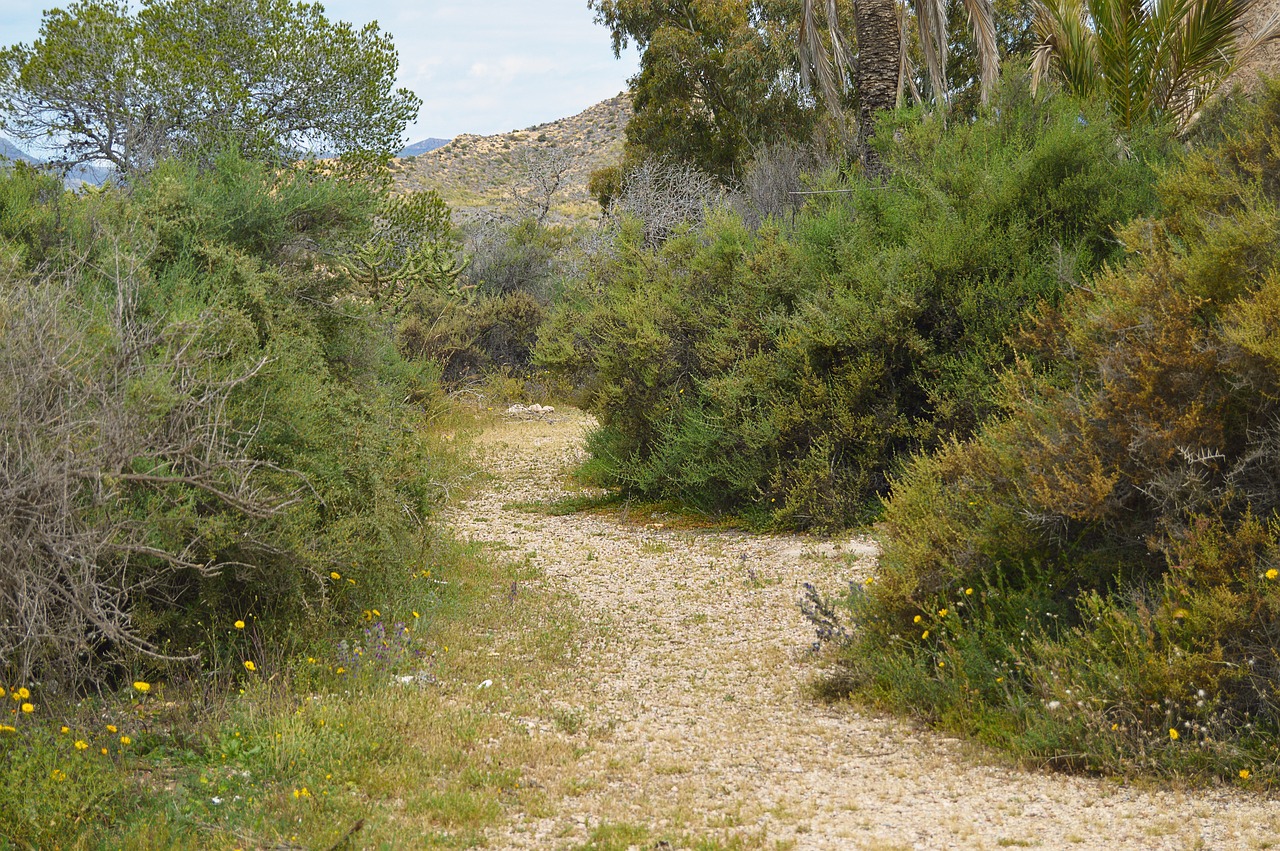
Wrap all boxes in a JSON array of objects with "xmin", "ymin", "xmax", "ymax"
[
  {"xmin": 1030, "ymin": 0, "xmax": 1279, "ymax": 131},
  {"xmin": 0, "ymin": 0, "xmax": 421, "ymax": 173}
]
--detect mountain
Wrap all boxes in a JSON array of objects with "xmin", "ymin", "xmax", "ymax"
[
  {"xmin": 0, "ymin": 137, "xmax": 39, "ymax": 164},
  {"xmin": 398, "ymin": 138, "xmax": 451, "ymax": 157},
  {"xmin": 388, "ymin": 93, "xmax": 632, "ymax": 223}
]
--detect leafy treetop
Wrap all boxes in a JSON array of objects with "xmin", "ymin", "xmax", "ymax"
[{"xmin": 0, "ymin": 0, "xmax": 421, "ymax": 173}]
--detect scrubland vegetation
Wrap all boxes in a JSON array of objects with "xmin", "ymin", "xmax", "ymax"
[{"xmin": 3, "ymin": 0, "xmax": 1280, "ymax": 843}]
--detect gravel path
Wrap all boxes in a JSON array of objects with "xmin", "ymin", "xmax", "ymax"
[{"xmin": 443, "ymin": 409, "xmax": 1280, "ymax": 850}]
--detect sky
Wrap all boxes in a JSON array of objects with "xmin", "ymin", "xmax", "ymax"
[{"xmin": 0, "ymin": 0, "xmax": 640, "ymax": 142}]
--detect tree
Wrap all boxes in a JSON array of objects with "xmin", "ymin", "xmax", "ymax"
[
  {"xmin": 1030, "ymin": 0, "xmax": 1280, "ymax": 131},
  {"xmin": 797, "ymin": 0, "xmax": 1000, "ymax": 171},
  {"xmin": 0, "ymin": 0, "xmax": 421, "ymax": 174},
  {"xmin": 590, "ymin": 0, "xmax": 819, "ymax": 181}
]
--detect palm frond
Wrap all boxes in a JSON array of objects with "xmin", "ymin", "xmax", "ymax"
[
  {"xmin": 799, "ymin": 0, "xmax": 852, "ymax": 109},
  {"xmin": 914, "ymin": 0, "xmax": 952, "ymax": 105},
  {"xmin": 961, "ymin": 0, "xmax": 1001, "ymax": 103}
]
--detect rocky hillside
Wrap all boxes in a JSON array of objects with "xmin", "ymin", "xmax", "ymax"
[{"xmin": 389, "ymin": 93, "xmax": 631, "ymax": 224}]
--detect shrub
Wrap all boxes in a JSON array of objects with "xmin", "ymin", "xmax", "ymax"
[
  {"xmin": 538, "ymin": 79, "xmax": 1169, "ymax": 530},
  {"xmin": 0, "ymin": 156, "xmax": 451, "ymax": 691},
  {"xmin": 833, "ymin": 78, "xmax": 1280, "ymax": 783}
]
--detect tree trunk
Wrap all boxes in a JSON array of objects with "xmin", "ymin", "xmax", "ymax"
[{"xmin": 853, "ymin": 0, "xmax": 900, "ymax": 177}]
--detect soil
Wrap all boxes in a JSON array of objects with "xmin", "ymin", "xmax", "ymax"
[{"xmin": 443, "ymin": 408, "xmax": 1280, "ymax": 850}]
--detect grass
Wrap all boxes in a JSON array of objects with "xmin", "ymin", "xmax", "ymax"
[{"xmin": 0, "ymin": 488, "xmax": 582, "ymax": 849}]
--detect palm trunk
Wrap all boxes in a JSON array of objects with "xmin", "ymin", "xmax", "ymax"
[{"xmin": 853, "ymin": 0, "xmax": 900, "ymax": 176}]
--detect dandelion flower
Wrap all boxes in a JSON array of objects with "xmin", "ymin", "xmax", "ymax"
[
  {"xmin": 330, "ymin": 571, "xmax": 341, "ymax": 580},
  {"xmin": 335, "ymin": 666, "xmax": 345, "ymax": 674},
  {"xmin": 16, "ymin": 688, "xmax": 29, "ymax": 699},
  {"xmin": 106, "ymin": 725, "xmax": 117, "ymax": 733},
  {"xmin": 133, "ymin": 681, "xmax": 151, "ymax": 693},
  {"xmin": 20, "ymin": 703, "xmax": 33, "ymax": 714},
  {"xmin": 921, "ymin": 630, "xmax": 929, "ymax": 640},
  {"xmin": 412, "ymin": 611, "xmax": 420, "ymax": 618},
  {"xmin": 100, "ymin": 747, "xmax": 108, "ymax": 755},
  {"xmin": 74, "ymin": 740, "xmax": 88, "ymax": 750},
  {"xmin": 60, "ymin": 726, "xmax": 69, "ymax": 734},
  {"xmin": 913, "ymin": 615, "xmax": 922, "ymax": 624},
  {"xmin": 996, "ymin": 677, "xmax": 1004, "ymax": 683},
  {"xmin": 0, "ymin": 725, "xmax": 15, "ymax": 733},
  {"xmin": 1111, "ymin": 723, "xmax": 1119, "ymax": 731},
  {"xmin": 371, "ymin": 609, "xmax": 380, "ymax": 617},
  {"xmin": 1240, "ymin": 769, "xmax": 1251, "ymax": 780},
  {"xmin": 938, "ymin": 661, "xmax": 945, "ymax": 668},
  {"xmin": 1169, "ymin": 728, "xmax": 1179, "ymax": 741},
  {"xmin": 964, "ymin": 588, "xmax": 974, "ymax": 596},
  {"xmin": 347, "ymin": 578, "xmax": 356, "ymax": 585},
  {"xmin": 243, "ymin": 661, "xmax": 256, "ymax": 672},
  {"xmin": 0, "ymin": 688, "xmax": 5, "ymax": 698},
  {"xmin": 1267, "ymin": 569, "xmax": 1278, "ymax": 580},
  {"xmin": 234, "ymin": 620, "xmax": 245, "ymax": 630}
]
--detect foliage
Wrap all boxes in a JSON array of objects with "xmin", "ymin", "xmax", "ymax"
[
  {"xmin": 397, "ymin": 217, "xmax": 574, "ymax": 385},
  {"xmin": 338, "ymin": 189, "xmax": 466, "ymax": 314},
  {"xmin": 590, "ymin": 0, "xmax": 820, "ymax": 180},
  {"xmin": 0, "ymin": 0, "xmax": 420, "ymax": 173},
  {"xmin": 1030, "ymin": 0, "xmax": 1280, "ymax": 131},
  {"xmin": 538, "ymin": 81, "xmax": 1169, "ymax": 530},
  {"xmin": 0, "ymin": 154, "xmax": 450, "ymax": 691},
  {"xmin": 834, "ymin": 79, "xmax": 1280, "ymax": 782}
]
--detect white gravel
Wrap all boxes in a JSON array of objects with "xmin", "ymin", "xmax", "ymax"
[{"xmin": 443, "ymin": 408, "xmax": 1280, "ymax": 850}]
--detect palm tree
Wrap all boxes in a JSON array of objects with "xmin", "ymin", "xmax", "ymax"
[
  {"xmin": 798, "ymin": 0, "xmax": 1000, "ymax": 171},
  {"xmin": 1030, "ymin": 0, "xmax": 1280, "ymax": 131}
]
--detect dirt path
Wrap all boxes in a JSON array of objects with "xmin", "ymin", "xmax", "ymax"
[{"xmin": 443, "ymin": 409, "xmax": 1280, "ymax": 850}]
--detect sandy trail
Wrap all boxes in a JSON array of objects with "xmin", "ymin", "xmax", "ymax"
[{"xmin": 443, "ymin": 409, "xmax": 1280, "ymax": 850}]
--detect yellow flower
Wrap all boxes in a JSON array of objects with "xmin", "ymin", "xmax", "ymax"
[
  {"xmin": 74, "ymin": 740, "xmax": 88, "ymax": 750},
  {"xmin": 293, "ymin": 786, "xmax": 312, "ymax": 799},
  {"xmin": 913, "ymin": 615, "xmax": 922, "ymax": 624},
  {"xmin": 16, "ymin": 688, "xmax": 29, "ymax": 699},
  {"xmin": 335, "ymin": 666, "xmax": 346, "ymax": 674},
  {"xmin": 1173, "ymin": 608, "xmax": 1190, "ymax": 619},
  {"xmin": 133, "ymin": 681, "xmax": 151, "ymax": 693},
  {"xmin": 234, "ymin": 620, "xmax": 245, "ymax": 630},
  {"xmin": 243, "ymin": 661, "xmax": 257, "ymax": 672},
  {"xmin": 964, "ymin": 588, "xmax": 974, "ymax": 596},
  {"xmin": 1169, "ymin": 728, "xmax": 1179, "ymax": 741},
  {"xmin": 938, "ymin": 661, "xmax": 945, "ymax": 668},
  {"xmin": 1267, "ymin": 569, "xmax": 1278, "ymax": 580},
  {"xmin": 307, "ymin": 657, "xmax": 317, "ymax": 664},
  {"xmin": 106, "ymin": 725, "xmax": 117, "ymax": 733},
  {"xmin": 100, "ymin": 747, "xmax": 108, "ymax": 755},
  {"xmin": 0, "ymin": 688, "xmax": 5, "ymax": 698},
  {"xmin": 996, "ymin": 677, "xmax": 1004, "ymax": 683},
  {"xmin": 412, "ymin": 611, "xmax": 420, "ymax": 618},
  {"xmin": 938, "ymin": 608, "xmax": 948, "ymax": 617},
  {"xmin": 1240, "ymin": 769, "xmax": 1251, "ymax": 780},
  {"xmin": 50, "ymin": 769, "xmax": 67, "ymax": 782},
  {"xmin": 372, "ymin": 609, "xmax": 380, "ymax": 617},
  {"xmin": 60, "ymin": 726, "xmax": 69, "ymax": 734},
  {"xmin": 347, "ymin": 578, "xmax": 356, "ymax": 585},
  {"xmin": 120, "ymin": 736, "xmax": 131, "ymax": 745},
  {"xmin": 1111, "ymin": 723, "xmax": 1119, "ymax": 731},
  {"xmin": 0, "ymin": 725, "xmax": 15, "ymax": 733},
  {"xmin": 20, "ymin": 703, "xmax": 33, "ymax": 714},
  {"xmin": 330, "ymin": 571, "xmax": 341, "ymax": 580},
  {"xmin": 921, "ymin": 630, "xmax": 929, "ymax": 640}
]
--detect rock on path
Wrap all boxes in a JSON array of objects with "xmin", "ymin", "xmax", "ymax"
[{"xmin": 443, "ymin": 409, "xmax": 1280, "ymax": 850}]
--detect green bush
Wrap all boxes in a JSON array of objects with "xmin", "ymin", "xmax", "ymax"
[
  {"xmin": 834, "ymin": 79, "xmax": 1280, "ymax": 783},
  {"xmin": 538, "ymin": 79, "xmax": 1169, "ymax": 530},
  {"xmin": 0, "ymin": 155, "xmax": 453, "ymax": 691}
]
